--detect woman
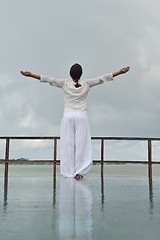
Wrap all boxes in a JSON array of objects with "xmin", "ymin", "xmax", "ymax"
[{"xmin": 20, "ymin": 64, "xmax": 130, "ymax": 180}]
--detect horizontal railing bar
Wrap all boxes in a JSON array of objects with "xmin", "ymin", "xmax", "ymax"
[
  {"xmin": 0, "ymin": 136, "xmax": 60, "ymax": 140},
  {"xmin": 1, "ymin": 136, "xmax": 160, "ymax": 141},
  {"xmin": 92, "ymin": 137, "xmax": 160, "ymax": 141}
]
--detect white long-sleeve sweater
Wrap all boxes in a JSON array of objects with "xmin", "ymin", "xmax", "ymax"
[{"xmin": 40, "ymin": 73, "xmax": 113, "ymax": 112}]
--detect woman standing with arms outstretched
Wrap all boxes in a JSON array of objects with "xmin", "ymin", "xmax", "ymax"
[{"xmin": 21, "ymin": 64, "xmax": 130, "ymax": 180}]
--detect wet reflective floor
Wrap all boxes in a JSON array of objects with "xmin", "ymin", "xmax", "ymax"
[{"xmin": 0, "ymin": 164, "xmax": 160, "ymax": 240}]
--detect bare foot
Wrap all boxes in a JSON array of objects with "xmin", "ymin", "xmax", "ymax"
[{"xmin": 74, "ymin": 174, "xmax": 83, "ymax": 180}]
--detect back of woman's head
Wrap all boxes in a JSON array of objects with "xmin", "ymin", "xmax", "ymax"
[{"xmin": 70, "ymin": 63, "xmax": 83, "ymax": 80}]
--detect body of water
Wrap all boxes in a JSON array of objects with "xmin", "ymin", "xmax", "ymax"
[{"xmin": 0, "ymin": 164, "xmax": 160, "ymax": 240}]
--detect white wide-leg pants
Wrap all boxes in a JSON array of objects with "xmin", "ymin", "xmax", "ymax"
[{"xmin": 60, "ymin": 111, "xmax": 92, "ymax": 177}]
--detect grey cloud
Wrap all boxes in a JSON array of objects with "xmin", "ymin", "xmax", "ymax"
[{"xmin": 1, "ymin": 0, "xmax": 160, "ymax": 158}]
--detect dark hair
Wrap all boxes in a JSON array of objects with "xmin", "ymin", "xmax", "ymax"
[{"xmin": 70, "ymin": 63, "xmax": 83, "ymax": 80}]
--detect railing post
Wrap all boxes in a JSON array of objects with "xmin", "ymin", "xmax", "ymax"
[
  {"xmin": 100, "ymin": 138, "xmax": 105, "ymax": 206},
  {"xmin": 148, "ymin": 140, "xmax": 152, "ymax": 164},
  {"xmin": 53, "ymin": 138, "xmax": 57, "ymax": 206},
  {"xmin": 53, "ymin": 138, "xmax": 57, "ymax": 178},
  {"xmin": 147, "ymin": 139, "xmax": 153, "ymax": 209},
  {"xmin": 101, "ymin": 139, "xmax": 104, "ymax": 178},
  {"xmin": 4, "ymin": 138, "xmax": 10, "ymax": 206},
  {"xmin": 4, "ymin": 138, "xmax": 10, "ymax": 179}
]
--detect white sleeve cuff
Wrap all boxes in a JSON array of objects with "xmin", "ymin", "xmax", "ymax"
[
  {"xmin": 100, "ymin": 73, "xmax": 113, "ymax": 82},
  {"xmin": 40, "ymin": 75, "xmax": 53, "ymax": 83}
]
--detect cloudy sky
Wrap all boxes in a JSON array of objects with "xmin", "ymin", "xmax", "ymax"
[{"xmin": 0, "ymin": 0, "xmax": 160, "ymax": 160}]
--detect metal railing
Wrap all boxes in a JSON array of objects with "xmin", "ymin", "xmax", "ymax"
[
  {"xmin": 1, "ymin": 135, "xmax": 160, "ymax": 178},
  {"xmin": 1, "ymin": 136, "xmax": 159, "ymax": 207},
  {"xmin": 1, "ymin": 136, "xmax": 160, "ymax": 164}
]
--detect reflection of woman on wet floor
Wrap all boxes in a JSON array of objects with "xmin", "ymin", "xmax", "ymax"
[{"xmin": 20, "ymin": 64, "xmax": 130, "ymax": 180}]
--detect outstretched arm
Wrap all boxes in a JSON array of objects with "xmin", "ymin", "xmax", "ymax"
[
  {"xmin": 20, "ymin": 71, "xmax": 40, "ymax": 80},
  {"xmin": 112, "ymin": 66, "xmax": 130, "ymax": 77}
]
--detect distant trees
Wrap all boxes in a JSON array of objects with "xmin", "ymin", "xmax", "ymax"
[
  {"xmin": 0, "ymin": 157, "xmax": 29, "ymax": 162},
  {"xmin": 15, "ymin": 157, "xmax": 29, "ymax": 161}
]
